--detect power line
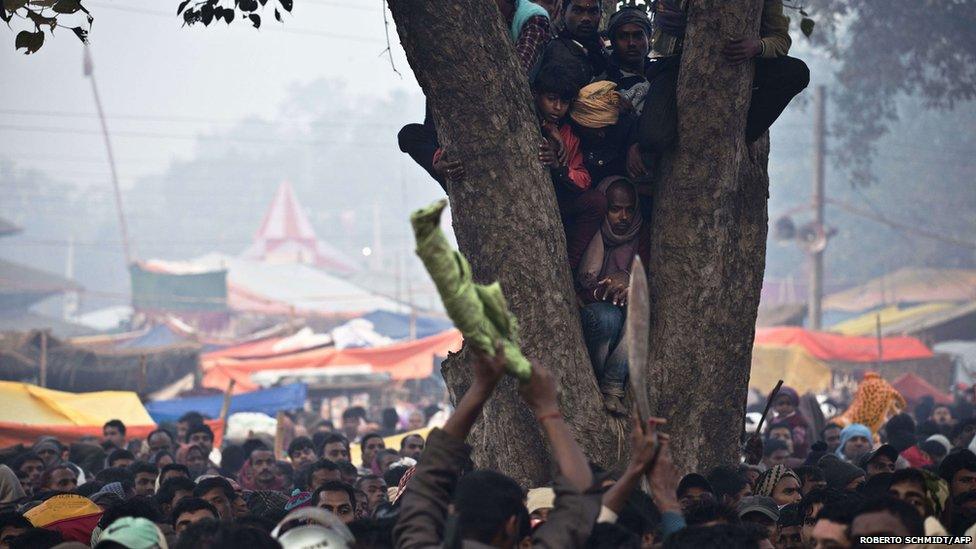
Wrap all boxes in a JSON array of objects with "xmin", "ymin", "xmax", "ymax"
[
  {"xmin": 0, "ymin": 123, "xmax": 391, "ymax": 146},
  {"xmin": 825, "ymin": 198, "xmax": 976, "ymax": 250},
  {"xmin": 0, "ymin": 108, "xmax": 402, "ymax": 128}
]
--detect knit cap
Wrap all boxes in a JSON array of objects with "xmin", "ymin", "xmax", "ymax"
[{"xmin": 817, "ymin": 454, "xmax": 865, "ymax": 491}]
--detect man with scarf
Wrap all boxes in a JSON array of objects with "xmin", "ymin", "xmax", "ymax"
[{"xmin": 576, "ymin": 176, "xmax": 648, "ymax": 415}]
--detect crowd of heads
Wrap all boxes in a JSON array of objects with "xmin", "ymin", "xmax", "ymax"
[{"xmin": 0, "ymin": 404, "xmax": 433, "ymax": 548}]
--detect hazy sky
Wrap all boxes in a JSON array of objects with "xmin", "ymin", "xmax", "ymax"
[{"xmin": 0, "ymin": 0, "xmax": 419, "ymax": 186}]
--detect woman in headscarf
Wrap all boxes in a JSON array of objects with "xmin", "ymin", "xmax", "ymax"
[
  {"xmin": 576, "ymin": 176, "xmax": 647, "ymax": 415},
  {"xmin": 754, "ymin": 464, "xmax": 801, "ymax": 508},
  {"xmin": 771, "ymin": 386, "xmax": 811, "ymax": 459}
]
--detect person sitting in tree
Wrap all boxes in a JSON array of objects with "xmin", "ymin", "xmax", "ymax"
[{"xmin": 576, "ymin": 177, "xmax": 648, "ymax": 415}]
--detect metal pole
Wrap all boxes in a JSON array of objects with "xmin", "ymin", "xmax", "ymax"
[
  {"xmin": 85, "ymin": 47, "xmax": 132, "ymax": 267},
  {"xmin": 39, "ymin": 331, "xmax": 48, "ymax": 388},
  {"xmin": 808, "ymin": 85, "xmax": 826, "ymax": 330}
]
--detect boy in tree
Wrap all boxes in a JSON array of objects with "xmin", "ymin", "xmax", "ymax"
[{"xmin": 533, "ymin": 64, "xmax": 606, "ymax": 270}]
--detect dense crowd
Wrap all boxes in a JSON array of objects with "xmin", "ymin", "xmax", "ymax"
[{"xmin": 2, "ymin": 348, "xmax": 976, "ymax": 548}]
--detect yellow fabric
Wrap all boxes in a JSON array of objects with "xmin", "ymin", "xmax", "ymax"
[
  {"xmin": 24, "ymin": 494, "xmax": 101, "ymax": 526},
  {"xmin": 0, "ymin": 381, "xmax": 154, "ymax": 426},
  {"xmin": 570, "ymin": 81, "xmax": 620, "ymax": 129},
  {"xmin": 750, "ymin": 344, "xmax": 832, "ymax": 395},
  {"xmin": 838, "ymin": 372, "xmax": 907, "ymax": 433},
  {"xmin": 350, "ymin": 427, "xmax": 433, "ymax": 467},
  {"xmin": 830, "ymin": 302, "xmax": 956, "ymax": 336}
]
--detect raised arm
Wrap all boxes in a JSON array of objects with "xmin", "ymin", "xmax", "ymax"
[{"xmin": 519, "ymin": 362, "xmax": 593, "ymax": 492}]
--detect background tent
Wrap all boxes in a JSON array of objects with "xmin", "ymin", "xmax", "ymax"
[
  {"xmin": 754, "ymin": 327, "xmax": 933, "ymax": 363},
  {"xmin": 750, "ymin": 345, "xmax": 833, "ymax": 395},
  {"xmin": 145, "ymin": 383, "xmax": 307, "ymax": 423},
  {"xmin": 361, "ymin": 310, "xmax": 454, "ymax": 340},
  {"xmin": 147, "ymin": 254, "xmax": 403, "ymax": 318},
  {"xmin": 829, "ymin": 303, "xmax": 956, "ymax": 336},
  {"xmin": 203, "ymin": 329, "xmax": 462, "ymax": 393},
  {"xmin": 0, "ymin": 381, "xmax": 154, "ymax": 426},
  {"xmin": 242, "ymin": 181, "xmax": 361, "ymax": 275},
  {"xmin": 937, "ymin": 341, "xmax": 976, "ymax": 386},
  {"xmin": 823, "ymin": 268, "xmax": 976, "ymax": 313},
  {"xmin": 891, "ymin": 372, "xmax": 953, "ymax": 406}
]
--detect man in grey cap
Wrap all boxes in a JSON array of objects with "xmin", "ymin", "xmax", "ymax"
[
  {"xmin": 737, "ymin": 495, "xmax": 779, "ymax": 540},
  {"xmin": 858, "ymin": 443, "xmax": 899, "ymax": 478}
]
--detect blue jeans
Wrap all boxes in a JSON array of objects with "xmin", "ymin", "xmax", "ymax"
[{"xmin": 580, "ymin": 302, "xmax": 628, "ymax": 393}]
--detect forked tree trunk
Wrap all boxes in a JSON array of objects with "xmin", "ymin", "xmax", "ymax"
[
  {"xmin": 388, "ymin": 0, "xmax": 627, "ymax": 487},
  {"xmin": 389, "ymin": 0, "xmax": 770, "ymax": 480},
  {"xmin": 645, "ymin": 0, "xmax": 769, "ymax": 471}
]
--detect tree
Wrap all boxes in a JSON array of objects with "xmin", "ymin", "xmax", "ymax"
[
  {"xmin": 389, "ymin": 0, "xmax": 770, "ymax": 479},
  {"xmin": 645, "ymin": 0, "xmax": 769, "ymax": 470},
  {"xmin": 387, "ymin": 0, "xmax": 626, "ymax": 487},
  {"xmin": 803, "ymin": 0, "xmax": 976, "ymax": 184}
]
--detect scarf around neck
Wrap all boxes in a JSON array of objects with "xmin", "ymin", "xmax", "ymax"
[{"xmin": 578, "ymin": 176, "xmax": 643, "ymax": 290}]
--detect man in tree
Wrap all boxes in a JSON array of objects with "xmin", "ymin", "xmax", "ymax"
[
  {"xmin": 577, "ymin": 177, "xmax": 645, "ymax": 415},
  {"xmin": 571, "ymin": 81, "xmax": 641, "ymax": 185},
  {"xmin": 537, "ymin": 0, "xmax": 607, "ymax": 87},
  {"xmin": 396, "ymin": 0, "xmax": 555, "ymax": 191},
  {"xmin": 640, "ymin": 0, "xmax": 809, "ymax": 163},
  {"xmin": 533, "ymin": 64, "xmax": 605, "ymax": 270},
  {"xmin": 601, "ymin": 8, "xmax": 653, "ymax": 115}
]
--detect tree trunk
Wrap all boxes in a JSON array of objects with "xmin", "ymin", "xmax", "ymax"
[
  {"xmin": 645, "ymin": 0, "xmax": 769, "ymax": 472},
  {"xmin": 388, "ymin": 0, "xmax": 627, "ymax": 487}
]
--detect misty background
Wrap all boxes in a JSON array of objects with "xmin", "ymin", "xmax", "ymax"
[{"xmin": 1, "ymin": 0, "xmax": 973, "ymax": 324}]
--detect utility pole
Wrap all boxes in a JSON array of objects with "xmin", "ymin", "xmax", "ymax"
[
  {"xmin": 84, "ymin": 46, "xmax": 132, "ymax": 267},
  {"xmin": 808, "ymin": 85, "xmax": 826, "ymax": 330}
]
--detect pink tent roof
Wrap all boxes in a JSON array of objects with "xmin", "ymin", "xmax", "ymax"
[
  {"xmin": 242, "ymin": 181, "xmax": 361, "ymax": 274},
  {"xmin": 891, "ymin": 372, "xmax": 953, "ymax": 405},
  {"xmin": 754, "ymin": 326, "xmax": 933, "ymax": 363}
]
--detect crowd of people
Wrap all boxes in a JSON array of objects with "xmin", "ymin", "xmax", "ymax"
[
  {"xmin": 4, "ymin": 347, "xmax": 976, "ymax": 548},
  {"xmin": 398, "ymin": 0, "xmax": 809, "ymax": 414}
]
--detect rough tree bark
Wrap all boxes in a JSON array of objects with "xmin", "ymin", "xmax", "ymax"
[
  {"xmin": 388, "ymin": 0, "xmax": 627, "ymax": 486},
  {"xmin": 645, "ymin": 0, "xmax": 770, "ymax": 472}
]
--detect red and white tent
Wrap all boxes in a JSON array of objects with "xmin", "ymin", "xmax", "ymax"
[{"xmin": 242, "ymin": 181, "xmax": 361, "ymax": 275}]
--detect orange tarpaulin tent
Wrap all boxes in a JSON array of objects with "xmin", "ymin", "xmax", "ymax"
[
  {"xmin": 0, "ymin": 419, "xmax": 224, "ymax": 449},
  {"xmin": 203, "ymin": 329, "xmax": 463, "ymax": 393},
  {"xmin": 754, "ymin": 327, "xmax": 933, "ymax": 363}
]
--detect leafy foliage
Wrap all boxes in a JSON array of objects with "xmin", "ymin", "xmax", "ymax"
[
  {"xmin": 2, "ymin": 0, "xmax": 92, "ymax": 54},
  {"xmin": 178, "ymin": 0, "xmax": 294, "ymax": 30},
  {"xmin": 802, "ymin": 0, "xmax": 976, "ymax": 184}
]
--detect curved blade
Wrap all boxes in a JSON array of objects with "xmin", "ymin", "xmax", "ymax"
[{"xmin": 626, "ymin": 256, "xmax": 652, "ymax": 423}]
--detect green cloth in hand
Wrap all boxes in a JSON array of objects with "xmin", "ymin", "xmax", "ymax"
[{"xmin": 410, "ymin": 199, "xmax": 531, "ymax": 380}]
